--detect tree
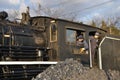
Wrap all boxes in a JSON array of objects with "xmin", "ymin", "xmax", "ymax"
[
  {"xmin": 101, "ymin": 20, "xmax": 107, "ymax": 29},
  {"xmin": 91, "ymin": 20, "xmax": 96, "ymax": 27},
  {"xmin": 91, "ymin": 17, "xmax": 120, "ymax": 35},
  {"xmin": 101, "ymin": 18, "xmax": 120, "ymax": 35},
  {"xmin": 31, "ymin": 2, "xmax": 78, "ymax": 21}
]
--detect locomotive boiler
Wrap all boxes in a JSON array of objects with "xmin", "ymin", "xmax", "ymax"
[{"xmin": 0, "ymin": 12, "xmax": 51, "ymax": 80}]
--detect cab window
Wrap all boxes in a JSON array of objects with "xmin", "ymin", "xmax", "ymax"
[
  {"xmin": 66, "ymin": 29, "xmax": 76, "ymax": 44},
  {"xmin": 66, "ymin": 28, "xmax": 85, "ymax": 45}
]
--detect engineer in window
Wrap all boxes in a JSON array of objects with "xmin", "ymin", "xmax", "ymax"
[{"xmin": 76, "ymin": 35, "xmax": 88, "ymax": 54}]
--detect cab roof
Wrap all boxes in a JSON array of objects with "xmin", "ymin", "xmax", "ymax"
[{"xmin": 31, "ymin": 16, "xmax": 107, "ymax": 32}]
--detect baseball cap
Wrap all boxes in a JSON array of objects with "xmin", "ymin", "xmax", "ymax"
[{"xmin": 77, "ymin": 35, "xmax": 83, "ymax": 39}]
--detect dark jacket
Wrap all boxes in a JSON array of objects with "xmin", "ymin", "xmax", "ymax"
[
  {"xmin": 77, "ymin": 40, "xmax": 88, "ymax": 50},
  {"xmin": 89, "ymin": 36, "xmax": 98, "ymax": 49}
]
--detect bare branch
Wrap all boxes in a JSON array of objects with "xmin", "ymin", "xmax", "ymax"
[{"xmin": 31, "ymin": 1, "xmax": 78, "ymax": 21}]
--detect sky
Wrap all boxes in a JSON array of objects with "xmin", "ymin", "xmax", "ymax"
[{"xmin": 0, "ymin": 0, "xmax": 120, "ymax": 24}]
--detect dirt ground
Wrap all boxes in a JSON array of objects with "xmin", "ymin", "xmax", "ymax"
[{"xmin": 32, "ymin": 59, "xmax": 120, "ymax": 80}]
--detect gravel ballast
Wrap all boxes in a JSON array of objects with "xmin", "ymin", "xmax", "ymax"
[{"xmin": 32, "ymin": 59, "xmax": 120, "ymax": 80}]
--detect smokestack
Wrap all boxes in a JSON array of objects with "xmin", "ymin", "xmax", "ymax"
[
  {"xmin": 21, "ymin": 6, "xmax": 30, "ymax": 25},
  {"xmin": 21, "ymin": 13, "xmax": 27, "ymax": 24}
]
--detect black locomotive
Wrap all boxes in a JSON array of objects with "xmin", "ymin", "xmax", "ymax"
[{"xmin": 0, "ymin": 11, "xmax": 120, "ymax": 80}]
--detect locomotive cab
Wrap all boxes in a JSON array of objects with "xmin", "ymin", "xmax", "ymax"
[{"xmin": 30, "ymin": 16, "xmax": 107, "ymax": 63}]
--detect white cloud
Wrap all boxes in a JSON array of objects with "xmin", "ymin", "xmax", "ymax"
[
  {"xmin": 18, "ymin": 0, "xmax": 27, "ymax": 19},
  {"xmin": 30, "ymin": 0, "xmax": 40, "ymax": 4},
  {"xmin": 4, "ymin": 0, "xmax": 28, "ymax": 20},
  {"xmin": 9, "ymin": 0, "xmax": 20, "ymax": 5},
  {"xmin": 5, "ymin": 9, "xmax": 19, "ymax": 21},
  {"xmin": 0, "ymin": 0, "xmax": 20, "ymax": 7},
  {"xmin": 117, "ymin": 6, "xmax": 120, "ymax": 11},
  {"xmin": 92, "ymin": 13, "xmax": 103, "ymax": 19},
  {"xmin": 0, "ymin": 0, "xmax": 120, "ymax": 22},
  {"xmin": 19, "ymin": 2, "xmax": 27, "ymax": 13}
]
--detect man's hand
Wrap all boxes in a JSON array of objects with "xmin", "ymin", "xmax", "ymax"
[{"xmin": 80, "ymin": 48, "xmax": 85, "ymax": 53}]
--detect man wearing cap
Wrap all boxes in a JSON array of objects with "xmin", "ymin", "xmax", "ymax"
[
  {"xmin": 77, "ymin": 35, "xmax": 88, "ymax": 54},
  {"xmin": 89, "ymin": 32, "xmax": 100, "ymax": 66}
]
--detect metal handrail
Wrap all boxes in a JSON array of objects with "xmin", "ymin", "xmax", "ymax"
[
  {"xmin": 98, "ymin": 36, "xmax": 106, "ymax": 69},
  {"xmin": 98, "ymin": 36, "xmax": 120, "ymax": 69},
  {"xmin": 88, "ymin": 39, "xmax": 92, "ymax": 68}
]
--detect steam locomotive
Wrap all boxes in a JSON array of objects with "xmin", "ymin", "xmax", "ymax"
[{"xmin": 0, "ymin": 11, "xmax": 120, "ymax": 80}]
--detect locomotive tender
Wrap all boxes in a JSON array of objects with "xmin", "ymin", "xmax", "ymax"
[{"xmin": 0, "ymin": 11, "xmax": 120, "ymax": 80}]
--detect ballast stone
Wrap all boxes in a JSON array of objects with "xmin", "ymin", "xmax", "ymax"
[{"xmin": 32, "ymin": 58, "xmax": 120, "ymax": 80}]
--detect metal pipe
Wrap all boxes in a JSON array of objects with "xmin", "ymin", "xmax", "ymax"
[
  {"xmin": 89, "ymin": 39, "xmax": 92, "ymax": 68},
  {"xmin": 0, "ymin": 61, "xmax": 58, "ymax": 65},
  {"xmin": 106, "ymin": 36, "xmax": 120, "ymax": 40},
  {"xmin": 98, "ymin": 36, "xmax": 106, "ymax": 69},
  {"xmin": 98, "ymin": 47, "xmax": 102, "ymax": 69}
]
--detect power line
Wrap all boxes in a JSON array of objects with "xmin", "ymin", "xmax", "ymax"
[
  {"xmin": 60, "ymin": 0, "xmax": 115, "ymax": 17},
  {"xmin": 47, "ymin": 0, "xmax": 69, "ymax": 8}
]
